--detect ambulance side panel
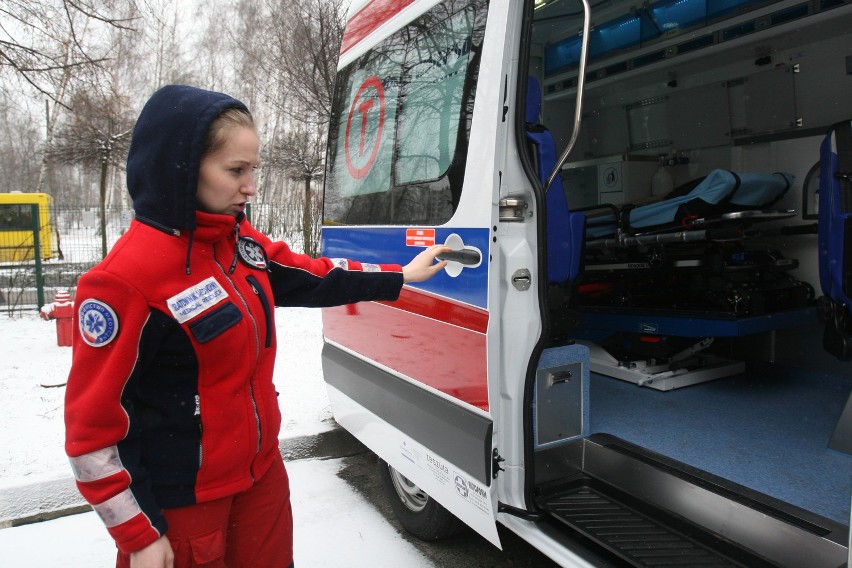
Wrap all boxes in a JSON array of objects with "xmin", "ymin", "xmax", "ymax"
[{"xmin": 320, "ymin": 0, "xmax": 503, "ymax": 545}]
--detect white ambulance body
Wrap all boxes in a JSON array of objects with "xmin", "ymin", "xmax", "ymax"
[{"xmin": 319, "ymin": 0, "xmax": 852, "ymax": 566}]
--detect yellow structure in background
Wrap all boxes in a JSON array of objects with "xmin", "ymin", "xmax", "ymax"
[{"xmin": 0, "ymin": 192, "xmax": 54, "ymax": 262}]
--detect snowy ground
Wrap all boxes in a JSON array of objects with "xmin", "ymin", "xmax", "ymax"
[
  {"xmin": 0, "ymin": 308, "xmax": 434, "ymax": 567},
  {"xmin": 0, "ymin": 307, "xmax": 334, "ymax": 482}
]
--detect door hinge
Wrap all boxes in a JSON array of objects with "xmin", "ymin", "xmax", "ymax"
[
  {"xmin": 492, "ymin": 448, "xmax": 505, "ymax": 478},
  {"xmin": 499, "ymin": 196, "xmax": 528, "ymax": 221}
]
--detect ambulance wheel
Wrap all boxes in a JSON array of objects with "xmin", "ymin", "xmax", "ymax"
[{"xmin": 377, "ymin": 457, "xmax": 463, "ymax": 541}]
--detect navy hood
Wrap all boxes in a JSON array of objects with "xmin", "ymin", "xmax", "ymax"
[{"xmin": 126, "ymin": 85, "xmax": 249, "ymax": 232}]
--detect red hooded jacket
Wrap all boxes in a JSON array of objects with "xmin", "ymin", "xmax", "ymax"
[{"xmin": 64, "ymin": 85, "xmax": 404, "ymax": 554}]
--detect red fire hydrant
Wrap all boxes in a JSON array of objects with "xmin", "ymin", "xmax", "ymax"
[{"xmin": 40, "ymin": 290, "xmax": 74, "ymax": 347}]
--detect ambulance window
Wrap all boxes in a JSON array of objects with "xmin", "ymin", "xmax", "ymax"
[
  {"xmin": 394, "ymin": 8, "xmax": 476, "ymax": 185},
  {"xmin": 326, "ymin": 48, "xmax": 403, "ymax": 208},
  {"xmin": 324, "ymin": 0, "xmax": 487, "ymax": 226}
]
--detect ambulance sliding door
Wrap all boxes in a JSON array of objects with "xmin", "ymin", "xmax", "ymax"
[{"xmin": 320, "ymin": 0, "xmax": 500, "ymax": 545}]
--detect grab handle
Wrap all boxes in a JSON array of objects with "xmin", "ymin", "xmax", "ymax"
[{"xmin": 543, "ymin": 0, "xmax": 592, "ymax": 192}]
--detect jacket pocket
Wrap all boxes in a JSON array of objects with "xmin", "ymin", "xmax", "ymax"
[
  {"xmin": 246, "ymin": 275, "xmax": 273, "ymax": 348},
  {"xmin": 187, "ymin": 301, "xmax": 243, "ymax": 343}
]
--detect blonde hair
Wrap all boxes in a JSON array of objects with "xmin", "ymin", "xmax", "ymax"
[{"xmin": 203, "ymin": 107, "xmax": 255, "ymax": 158}]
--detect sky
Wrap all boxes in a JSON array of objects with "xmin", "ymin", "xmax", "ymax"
[{"xmin": 0, "ymin": 307, "xmax": 435, "ymax": 567}]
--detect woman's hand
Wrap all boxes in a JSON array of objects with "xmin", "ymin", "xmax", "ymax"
[
  {"xmin": 130, "ymin": 536, "xmax": 174, "ymax": 568},
  {"xmin": 402, "ymin": 245, "xmax": 451, "ymax": 283}
]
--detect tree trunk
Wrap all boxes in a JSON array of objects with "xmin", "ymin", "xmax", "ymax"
[
  {"xmin": 302, "ymin": 174, "xmax": 313, "ymax": 256},
  {"xmin": 99, "ymin": 155, "xmax": 109, "ymax": 258}
]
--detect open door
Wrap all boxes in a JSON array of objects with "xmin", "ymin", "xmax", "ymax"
[{"xmin": 320, "ymin": 0, "xmax": 501, "ymax": 547}]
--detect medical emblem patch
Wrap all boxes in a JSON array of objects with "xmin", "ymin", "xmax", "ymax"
[
  {"xmin": 78, "ymin": 299, "xmax": 119, "ymax": 347},
  {"xmin": 237, "ymin": 237, "xmax": 267, "ymax": 269}
]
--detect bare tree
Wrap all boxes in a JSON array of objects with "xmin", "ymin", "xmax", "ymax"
[
  {"xmin": 0, "ymin": 0, "xmax": 350, "ymax": 266},
  {"xmin": 250, "ymin": 0, "xmax": 348, "ymax": 256},
  {"xmin": 0, "ymin": 93, "xmax": 42, "ymax": 192},
  {"xmin": 0, "ymin": 0, "xmax": 135, "ymax": 104},
  {"xmin": 48, "ymin": 86, "xmax": 133, "ymax": 257},
  {"xmin": 1, "ymin": 0, "xmax": 141, "ymax": 245},
  {"xmin": 267, "ymin": 119, "xmax": 328, "ymax": 256},
  {"xmin": 267, "ymin": 0, "xmax": 347, "ymax": 124}
]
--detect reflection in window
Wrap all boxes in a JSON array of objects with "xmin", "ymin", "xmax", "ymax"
[
  {"xmin": 395, "ymin": 9, "xmax": 475, "ymax": 184},
  {"xmin": 324, "ymin": 0, "xmax": 487, "ymax": 226},
  {"xmin": 330, "ymin": 51, "xmax": 404, "ymax": 199}
]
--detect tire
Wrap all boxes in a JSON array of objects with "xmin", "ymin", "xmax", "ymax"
[{"xmin": 377, "ymin": 457, "xmax": 464, "ymax": 541}]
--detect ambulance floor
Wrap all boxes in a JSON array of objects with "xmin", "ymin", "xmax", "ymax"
[{"xmin": 588, "ymin": 362, "xmax": 852, "ymax": 525}]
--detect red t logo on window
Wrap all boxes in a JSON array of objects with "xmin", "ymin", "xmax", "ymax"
[{"xmin": 345, "ymin": 76, "xmax": 386, "ymax": 179}]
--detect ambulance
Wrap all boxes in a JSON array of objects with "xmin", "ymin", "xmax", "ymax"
[{"xmin": 319, "ymin": 0, "xmax": 852, "ymax": 565}]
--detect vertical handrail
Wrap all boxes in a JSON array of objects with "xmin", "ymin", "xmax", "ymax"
[{"xmin": 543, "ymin": 0, "xmax": 592, "ymax": 192}]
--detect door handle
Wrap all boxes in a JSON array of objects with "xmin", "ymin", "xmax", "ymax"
[
  {"xmin": 437, "ymin": 249, "xmax": 481, "ymax": 266},
  {"xmin": 440, "ymin": 233, "xmax": 483, "ymax": 277}
]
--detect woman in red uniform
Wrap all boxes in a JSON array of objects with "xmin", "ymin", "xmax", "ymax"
[{"xmin": 64, "ymin": 85, "xmax": 448, "ymax": 568}]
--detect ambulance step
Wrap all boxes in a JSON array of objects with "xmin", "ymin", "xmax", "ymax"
[{"xmin": 539, "ymin": 482, "xmax": 759, "ymax": 568}]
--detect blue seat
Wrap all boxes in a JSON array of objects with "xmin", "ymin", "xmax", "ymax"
[
  {"xmin": 525, "ymin": 77, "xmax": 585, "ymax": 285},
  {"xmin": 818, "ymin": 119, "xmax": 852, "ymax": 360}
]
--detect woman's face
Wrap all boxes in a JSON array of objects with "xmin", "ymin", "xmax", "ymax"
[{"xmin": 197, "ymin": 126, "xmax": 260, "ymax": 217}]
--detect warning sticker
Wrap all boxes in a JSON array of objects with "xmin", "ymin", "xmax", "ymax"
[{"xmin": 406, "ymin": 228, "xmax": 436, "ymax": 247}]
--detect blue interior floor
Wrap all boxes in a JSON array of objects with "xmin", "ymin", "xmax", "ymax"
[{"xmin": 588, "ymin": 363, "xmax": 852, "ymax": 525}]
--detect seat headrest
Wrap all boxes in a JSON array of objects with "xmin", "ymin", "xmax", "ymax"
[{"xmin": 526, "ymin": 76, "xmax": 542, "ymax": 125}]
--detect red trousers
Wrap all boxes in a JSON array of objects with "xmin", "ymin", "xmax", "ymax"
[{"xmin": 117, "ymin": 455, "xmax": 293, "ymax": 567}]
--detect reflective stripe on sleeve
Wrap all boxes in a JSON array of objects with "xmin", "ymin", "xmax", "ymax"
[
  {"xmin": 92, "ymin": 488, "xmax": 143, "ymax": 528},
  {"xmin": 69, "ymin": 446, "xmax": 124, "ymax": 482}
]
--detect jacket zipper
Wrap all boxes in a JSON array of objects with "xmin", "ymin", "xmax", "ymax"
[
  {"xmin": 195, "ymin": 394, "xmax": 203, "ymax": 466},
  {"xmin": 247, "ymin": 275, "xmax": 273, "ymax": 348},
  {"xmin": 213, "ymin": 242, "xmax": 263, "ymax": 464},
  {"xmin": 228, "ymin": 221, "xmax": 240, "ymax": 274}
]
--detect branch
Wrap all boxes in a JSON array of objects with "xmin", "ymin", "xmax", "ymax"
[{"xmin": 64, "ymin": 0, "xmax": 135, "ymax": 30}]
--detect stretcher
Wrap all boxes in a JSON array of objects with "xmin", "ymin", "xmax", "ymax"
[
  {"xmin": 571, "ymin": 174, "xmax": 817, "ymax": 389},
  {"xmin": 584, "ymin": 168, "xmax": 795, "ymax": 239},
  {"xmin": 525, "ymin": 78, "xmax": 821, "ymax": 390}
]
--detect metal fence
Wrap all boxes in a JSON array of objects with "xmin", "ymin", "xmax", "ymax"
[{"xmin": 0, "ymin": 202, "xmax": 309, "ymax": 317}]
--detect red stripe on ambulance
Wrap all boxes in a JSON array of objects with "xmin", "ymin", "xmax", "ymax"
[
  {"xmin": 340, "ymin": 0, "xmax": 414, "ymax": 55},
  {"xmin": 322, "ymin": 287, "xmax": 489, "ymax": 411}
]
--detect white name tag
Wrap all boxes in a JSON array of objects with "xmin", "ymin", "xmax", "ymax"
[{"xmin": 166, "ymin": 277, "xmax": 229, "ymax": 324}]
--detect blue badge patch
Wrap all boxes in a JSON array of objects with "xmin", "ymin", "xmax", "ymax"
[
  {"xmin": 78, "ymin": 299, "xmax": 119, "ymax": 347},
  {"xmin": 237, "ymin": 237, "xmax": 267, "ymax": 269}
]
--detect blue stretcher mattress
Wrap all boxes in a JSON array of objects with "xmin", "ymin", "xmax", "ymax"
[{"xmin": 586, "ymin": 169, "xmax": 794, "ymax": 238}]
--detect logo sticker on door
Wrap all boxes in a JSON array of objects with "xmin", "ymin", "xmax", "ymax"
[{"xmin": 345, "ymin": 76, "xmax": 386, "ymax": 180}]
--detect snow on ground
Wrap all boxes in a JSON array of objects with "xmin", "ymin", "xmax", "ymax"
[
  {"xmin": 0, "ymin": 307, "xmax": 434, "ymax": 567},
  {"xmin": 0, "ymin": 306, "xmax": 334, "ymax": 484},
  {"xmin": 0, "ymin": 458, "xmax": 433, "ymax": 567}
]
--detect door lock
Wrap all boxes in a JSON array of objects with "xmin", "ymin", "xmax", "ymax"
[{"xmin": 512, "ymin": 269, "xmax": 532, "ymax": 291}]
